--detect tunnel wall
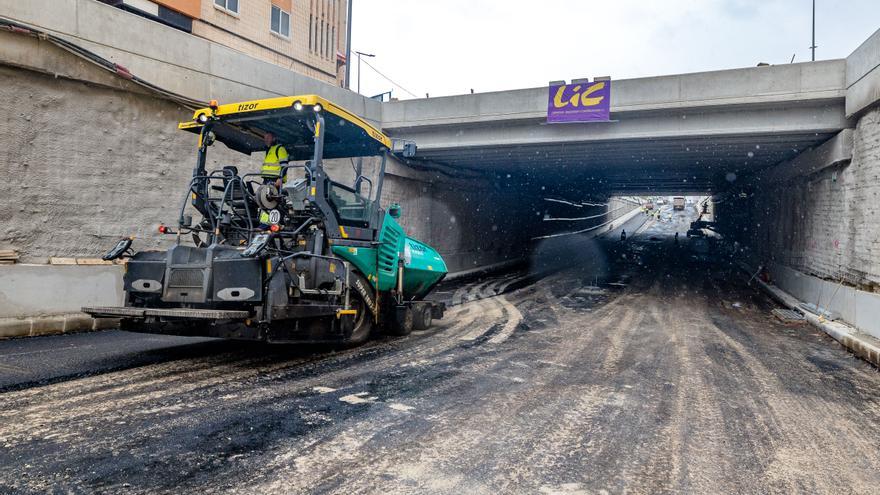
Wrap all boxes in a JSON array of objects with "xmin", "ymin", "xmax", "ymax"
[
  {"xmin": 715, "ymin": 107, "xmax": 880, "ymax": 337},
  {"xmin": 719, "ymin": 109, "xmax": 880, "ymax": 289}
]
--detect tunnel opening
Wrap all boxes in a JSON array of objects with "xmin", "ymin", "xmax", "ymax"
[
  {"xmin": 527, "ymin": 192, "xmax": 724, "ymax": 298},
  {"xmin": 444, "ymin": 134, "xmax": 808, "ymax": 290},
  {"xmin": 420, "ymin": 127, "xmax": 852, "ymax": 323}
]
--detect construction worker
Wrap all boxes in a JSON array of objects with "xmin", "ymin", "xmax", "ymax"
[
  {"xmin": 259, "ymin": 132, "xmax": 288, "ymax": 228},
  {"xmin": 261, "ymin": 132, "xmax": 289, "ymax": 185}
]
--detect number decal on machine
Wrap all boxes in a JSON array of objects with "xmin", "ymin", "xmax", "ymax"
[{"xmin": 268, "ymin": 209, "xmax": 281, "ymax": 224}]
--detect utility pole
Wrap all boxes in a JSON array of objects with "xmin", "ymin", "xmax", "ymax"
[
  {"xmin": 344, "ymin": 0, "xmax": 353, "ymax": 88},
  {"xmin": 810, "ymin": 0, "xmax": 817, "ymax": 61},
  {"xmin": 354, "ymin": 51, "xmax": 375, "ymax": 94}
]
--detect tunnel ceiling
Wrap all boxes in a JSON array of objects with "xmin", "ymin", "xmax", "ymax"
[{"xmin": 410, "ymin": 131, "xmax": 836, "ymax": 194}]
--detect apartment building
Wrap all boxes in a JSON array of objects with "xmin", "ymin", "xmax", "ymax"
[{"xmin": 99, "ymin": 0, "xmax": 349, "ymax": 86}]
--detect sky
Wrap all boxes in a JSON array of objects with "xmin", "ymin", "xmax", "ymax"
[{"xmin": 349, "ymin": 0, "xmax": 880, "ymax": 99}]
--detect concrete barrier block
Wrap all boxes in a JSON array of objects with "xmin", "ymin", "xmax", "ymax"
[
  {"xmin": 0, "ymin": 318, "xmax": 32, "ymax": 339},
  {"xmin": 29, "ymin": 315, "xmax": 67, "ymax": 336},
  {"xmin": 63, "ymin": 314, "xmax": 94, "ymax": 333},
  {"xmin": 0, "ymin": 265, "xmax": 124, "ymax": 319}
]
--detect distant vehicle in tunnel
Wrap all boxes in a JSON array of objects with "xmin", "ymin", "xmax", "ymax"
[
  {"xmin": 83, "ymin": 95, "xmax": 447, "ymax": 344},
  {"xmin": 673, "ymin": 197, "xmax": 686, "ymax": 211}
]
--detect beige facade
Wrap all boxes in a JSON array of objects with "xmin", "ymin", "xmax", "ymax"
[{"xmin": 111, "ymin": 0, "xmax": 349, "ymax": 85}]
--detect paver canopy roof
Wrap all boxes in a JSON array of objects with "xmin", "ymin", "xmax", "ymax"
[{"xmin": 179, "ymin": 95, "xmax": 390, "ymax": 160}]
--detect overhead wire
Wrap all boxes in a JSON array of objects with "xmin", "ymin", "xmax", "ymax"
[
  {"xmin": 357, "ymin": 56, "xmax": 419, "ymax": 98},
  {"xmin": 532, "ymin": 214, "xmax": 624, "ymax": 240},
  {"xmin": 543, "ymin": 203, "xmax": 632, "ymax": 222}
]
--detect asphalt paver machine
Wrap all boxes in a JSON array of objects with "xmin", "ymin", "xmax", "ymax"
[{"xmin": 84, "ymin": 95, "xmax": 447, "ymax": 344}]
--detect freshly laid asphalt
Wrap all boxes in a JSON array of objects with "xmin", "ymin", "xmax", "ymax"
[{"xmin": 1, "ymin": 207, "xmax": 880, "ymax": 494}]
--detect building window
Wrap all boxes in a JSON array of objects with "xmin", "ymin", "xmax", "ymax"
[
  {"xmin": 270, "ymin": 5, "xmax": 290, "ymax": 37},
  {"xmin": 214, "ymin": 0, "xmax": 239, "ymax": 15}
]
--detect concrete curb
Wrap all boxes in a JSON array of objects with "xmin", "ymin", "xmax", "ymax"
[
  {"xmin": 446, "ymin": 259, "xmax": 524, "ymax": 282},
  {"xmin": 0, "ymin": 314, "xmax": 119, "ymax": 340},
  {"xmin": 750, "ymin": 273, "xmax": 880, "ymax": 368}
]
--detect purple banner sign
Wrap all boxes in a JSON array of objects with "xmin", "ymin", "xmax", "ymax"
[{"xmin": 547, "ymin": 80, "xmax": 611, "ymax": 123}]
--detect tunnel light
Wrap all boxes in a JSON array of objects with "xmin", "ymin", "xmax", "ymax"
[
  {"xmin": 313, "ymin": 104, "xmax": 323, "ymax": 113},
  {"xmin": 293, "ymin": 101, "xmax": 303, "ymax": 111},
  {"xmin": 196, "ymin": 113, "xmax": 208, "ymax": 124}
]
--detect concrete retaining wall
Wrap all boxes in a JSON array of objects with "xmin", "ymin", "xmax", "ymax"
[
  {"xmin": 716, "ymin": 102, "xmax": 880, "ymax": 341},
  {"xmin": 718, "ymin": 106, "xmax": 880, "ymax": 291},
  {"xmin": 0, "ymin": 65, "xmax": 252, "ymax": 262},
  {"xmin": 0, "ymin": 62, "xmax": 538, "ymax": 266}
]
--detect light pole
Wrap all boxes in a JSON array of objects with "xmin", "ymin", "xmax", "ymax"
[
  {"xmin": 355, "ymin": 50, "xmax": 375, "ymax": 94},
  {"xmin": 810, "ymin": 0, "xmax": 817, "ymax": 61},
  {"xmin": 344, "ymin": 0, "xmax": 353, "ymax": 88}
]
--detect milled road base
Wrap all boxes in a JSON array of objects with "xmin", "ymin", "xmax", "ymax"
[
  {"xmin": 1, "ymin": 217, "xmax": 880, "ymax": 493},
  {"xmin": 0, "ymin": 314, "xmax": 118, "ymax": 339},
  {"xmin": 752, "ymin": 276, "xmax": 880, "ymax": 368}
]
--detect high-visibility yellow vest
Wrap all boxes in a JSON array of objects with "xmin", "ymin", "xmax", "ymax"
[{"xmin": 261, "ymin": 144, "xmax": 289, "ymax": 177}]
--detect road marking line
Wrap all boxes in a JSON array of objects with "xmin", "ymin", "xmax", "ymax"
[
  {"xmin": 535, "ymin": 360, "xmax": 571, "ymax": 368},
  {"xmin": 339, "ymin": 393, "xmax": 376, "ymax": 405},
  {"xmin": 388, "ymin": 403, "xmax": 414, "ymax": 412},
  {"xmin": 488, "ymin": 296, "xmax": 523, "ymax": 344}
]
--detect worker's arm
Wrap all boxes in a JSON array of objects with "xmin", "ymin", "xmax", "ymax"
[{"xmin": 276, "ymin": 146, "xmax": 290, "ymax": 186}]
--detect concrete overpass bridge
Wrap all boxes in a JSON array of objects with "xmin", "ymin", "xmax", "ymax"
[{"xmin": 382, "ymin": 60, "xmax": 851, "ymax": 193}]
